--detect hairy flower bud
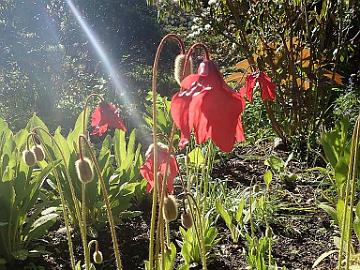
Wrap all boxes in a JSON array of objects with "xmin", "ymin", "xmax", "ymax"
[
  {"xmin": 174, "ymin": 54, "xmax": 193, "ymax": 85},
  {"xmin": 93, "ymin": 250, "xmax": 103, "ymax": 264},
  {"xmin": 163, "ymin": 195, "xmax": 178, "ymax": 222},
  {"xmin": 31, "ymin": 145, "xmax": 45, "ymax": 162},
  {"xmin": 75, "ymin": 158, "xmax": 94, "ymax": 183},
  {"xmin": 181, "ymin": 211, "xmax": 193, "ymax": 229},
  {"xmin": 23, "ymin": 150, "xmax": 36, "ymax": 167}
]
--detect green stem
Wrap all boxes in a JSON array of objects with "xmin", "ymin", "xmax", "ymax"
[
  {"xmin": 79, "ymin": 135, "xmax": 123, "ymax": 270},
  {"xmin": 32, "ymin": 127, "xmax": 82, "ymax": 223},
  {"xmin": 249, "ymin": 181, "xmax": 255, "ymax": 238},
  {"xmin": 184, "ymin": 193, "xmax": 208, "ymax": 270},
  {"xmin": 149, "ymin": 33, "xmax": 185, "ymax": 270},
  {"xmin": 156, "ymin": 125, "xmax": 176, "ymax": 270},
  {"xmin": 32, "ymin": 127, "xmax": 86, "ymax": 267},
  {"xmin": 82, "ymin": 94, "xmax": 104, "ymax": 138},
  {"xmin": 176, "ymin": 158, "xmax": 207, "ymax": 270},
  {"xmin": 32, "ymin": 134, "xmax": 76, "ymax": 270},
  {"xmin": 345, "ymin": 116, "xmax": 360, "ymax": 270},
  {"xmin": 82, "ymin": 182, "xmax": 90, "ymax": 270},
  {"xmin": 268, "ymin": 237, "xmax": 272, "ymax": 268},
  {"xmin": 338, "ymin": 115, "xmax": 360, "ymax": 270}
]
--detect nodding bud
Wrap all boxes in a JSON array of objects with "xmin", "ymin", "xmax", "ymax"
[
  {"xmin": 252, "ymin": 184, "xmax": 260, "ymax": 193},
  {"xmin": 75, "ymin": 158, "xmax": 94, "ymax": 183},
  {"xmin": 93, "ymin": 250, "xmax": 103, "ymax": 264},
  {"xmin": 23, "ymin": 150, "xmax": 36, "ymax": 167},
  {"xmin": 181, "ymin": 211, "xmax": 193, "ymax": 229},
  {"xmin": 31, "ymin": 145, "xmax": 45, "ymax": 162},
  {"xmin": 174, "ymin": 54, "xmax": 193, "ymax": 85},
  {"xmin": 163, "ymin": 195, "xmax": 178, "ymax": 222}
]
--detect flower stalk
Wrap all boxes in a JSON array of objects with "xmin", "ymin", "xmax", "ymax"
[
  {"xmin": 27, "ymin": 132, "xmax": 76, "ymax": 270},
  {"xmin": 148, "ymin": 33, "xmax": 185, "ymax": 270},
  {"xmin": 338, "ymin": 113, "xmax": 360, "ymax": 270},
  {"xmin": 78, "ymin": 134, "xmax": 123, "ymax": 270},
  {"xmin": 32, "ymin": 127, "xmax": 86, "ymax": 267},
  {"xmin": 175, "ymin": 159, "xmax": 207, "ymax": 270}
]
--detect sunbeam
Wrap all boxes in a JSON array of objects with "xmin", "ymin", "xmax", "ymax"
[{"xmin": 65, "ymin": 0, "xmax": 143, "ymax": 128}]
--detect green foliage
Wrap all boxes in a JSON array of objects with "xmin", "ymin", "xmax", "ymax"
[
  {"xmin": 143, "ymin": 91, "xmax": 179, "ymax": 146},
  {"xmin": 244, "ymin": 234, "xmax": 270, "ymax": 270},
  {"xmin": 37, "ymin": 112, "xmax": 145, "ymax": 230},
  {"xmin": 177, "ymin": 220, "xmax": 219, "ymax": 268},
  {"xmin": 333, "ymin": 89, "xmax": 360, "ymax": 130},
  {"xmin": 317, "ymin": 114, "xmax": 360, "ymax": 268},
  {"xmin": 264, "ymin": 153, "xmax": 297, "ymax": 182},
  {"xmin": 0, "ymin": 119, "xmax": 59, "ymax": 263},
  {"xmin": 320, "ymin": 118, "xmax": 351, "ymax": 197},
  {"xmin": 144, "ymin": 242, "xmax": 177, "ymax": 270},
  {"xmin": 215, "ymin": 197, "xmax": 245, "ymax": 243}
]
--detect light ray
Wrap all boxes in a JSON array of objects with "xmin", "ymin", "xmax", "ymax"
[{"xmin": 65, "ymin": 0, "xmax": 143, "ymax": 129}]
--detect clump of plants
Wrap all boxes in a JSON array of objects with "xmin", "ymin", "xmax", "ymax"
[{"xmin": 2, "ymin": 25, "xmax": 358, "ymax": 270}]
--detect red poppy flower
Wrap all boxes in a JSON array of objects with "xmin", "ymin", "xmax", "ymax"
[
  {"xmin": 140, "ymin": 143, "xmax": 178, "ymax": 194},
  {"xmin": 240, "ymin": 71, "xmax": 276, "ymax": 103},
  {"xmin": 171, "ymin": 60, "xmax": 246, "ymax": 152},
  {"xmin": 91, "ymin": 101, "xmax": 127, "ymax": 136}
]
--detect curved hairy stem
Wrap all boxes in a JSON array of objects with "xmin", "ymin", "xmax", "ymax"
[
  {"xmin": 30, "ymin": 133, "xmax": 76, "ymax": 270},
  {"xmin": 79, "ymin": 135, "xmax": 123, "ymax": 270},
  {"xmin": 32, "ymin": 127, "xmax": 88, "ymax": 268},
  {"xmin": 156, "ymin": 125, "xmax": 176, "ymax": 270},
  {"xmin": 81, "ymin": 181, "xmax": 90, "ymax": 270},
  {"xmin": 82, "ymin": 94, "xmax": 104, "ymax": 138},
  {"xmin": 32, "ymin": 127, "xmax": 82, "ymax": 221},
  {"xmin": 149, "ymin": 33, "xmax": 185, "ymax": 270},
  {"xmin": 175, "ymin": 160, "xmax": 207, "ymax": 270}
]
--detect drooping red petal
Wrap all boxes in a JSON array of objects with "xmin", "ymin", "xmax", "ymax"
[
  {"xmin": 171, "ymin": 59, "xmax": 247, "ymax": 152},
  {"xmin": 91, "ymin": 102, "xmax": 127, "ymax": 136},
  {"xmin": 235, "ymin": 118, "xmax": 245, "ymax": 142},
  {"xmin": 194, "ymin": 87, "xmax": 245, "ymax": 152},
  {"xmin": 171, "ymin": 73, "xmax": 208, "ymax": 149},
  {"xmin": 140, "ymin": 158, "xmax": 154, "ymax": 193},
  {"xmin": 158, "ymin": 155, "xmax": 177, "ymax": 194},
  {"xmin": 91, "ymin": 124, "xmax": 109, "ymax": 136},
  {"xmin": 258, "ymin": 72, "xmax": 276, "ymax": 101},
  {"xmin": 91, "ymin": 106, "xmax": 102, "ymax": 126},
  {"xmin": 140, "ymin": 145, "xmax": 178, "ymax": 194},
  {"xmin": 241, "ymin": 74, "xmax": 257, "ymax": 103},
  {"xmin": 100, "ymin": 102, "xmax": 127, "ymax": 131},
  {"xmin": 171, "ymin": 93, "xmax": 192, "ymax": 149}
]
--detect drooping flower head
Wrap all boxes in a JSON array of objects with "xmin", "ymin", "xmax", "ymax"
[
  {"xmin": 240, "ymin": 71, "xmax": 276, "ymax": 103},
  {"xmin": 140, "ymin": 143, "xmax": 178, "ymax": 194},
  {"xmin": 170, "ymin": 44, "xmax": 246, "ymax": 152},
  {"xmin": 91, "ymin": 101, "xmax": 127, "ymax": 136}
]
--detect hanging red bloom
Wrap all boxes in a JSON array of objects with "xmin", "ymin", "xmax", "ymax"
[
  {"xmin": 140, "ymin": 143, "xmax": 178, "ymax": 194},
  {"xmin": 241, "ymin": 71, "xmax": 276, "ymax": 103},
  {"xmin": 91, "ymin": 101, "xmax": 127, "ymax": 136},
  {"xmin": 171, "ymin": 60, "xmax": 246, "ymax": 152}
]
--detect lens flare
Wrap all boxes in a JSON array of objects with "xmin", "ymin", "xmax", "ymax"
[{"xmin": 65, "ymin": 0, "xmax": 143, "ymax": 129}]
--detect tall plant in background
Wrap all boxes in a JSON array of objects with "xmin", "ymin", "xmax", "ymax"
[
  {"xmin": 149, "ymin": 0, "xmax": 359, "ymax": 148},
  {"xmin": 337, "ymin": 113, "xmax": 360, "ymax": 270}
]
